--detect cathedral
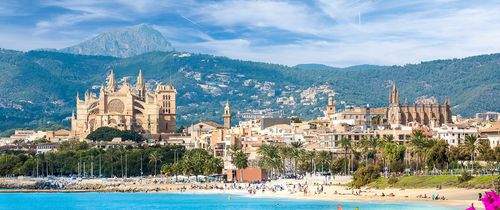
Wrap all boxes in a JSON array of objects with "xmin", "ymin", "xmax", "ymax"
[
  {"xmin": 71, "ymin": 69, "xmax": 176, "ymax": 139},
  {"xmin": 387, "ymin": 84, "xmax": 452, "ymax": 128}
]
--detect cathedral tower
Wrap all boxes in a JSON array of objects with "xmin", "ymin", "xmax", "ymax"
[
  {"xmin": 156, "ymin": 84, "xmax": 177, "ymax": 133},
  {"xmin": 387, "ymin": 83, "xmax": 401, "ymax": 125},
  {"xmin": 107, "ymin": 69, "xmax": 117, "ymax": 92},
  {"xmin": 136, "ymin": 69, "xmax": 145, "ymax": 99}
]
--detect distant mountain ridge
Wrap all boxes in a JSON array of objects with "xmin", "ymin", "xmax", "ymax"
[
  {"xmin": 59, "ymin": 24, "xmax": 173, "ymax": 57},
  {"xmin": 0, "ymin": 49, "xmax": 498, "ymax": 132},
  {"xmin": 295, "ymin": 63, "xmax": 382, "ymax": 71}
]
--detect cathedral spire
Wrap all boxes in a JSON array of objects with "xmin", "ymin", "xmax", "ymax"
[
  {"xmin": 389, "ymin": 83, "xmax": 400, "ymax": 106},
  {"xmin": 137, "ymin": 69, "xmax": 144, "ymax": 87},
  {"xmin": 443, "ymin": 96, "xmax": 451, "ymax": 106},
  {"xmin": 136, "ymin": 69, "xmax": 145, "ymax": 98},
  {"xmin": 107, "ymin": 69, "xmax": 116, "ymax": 92}
]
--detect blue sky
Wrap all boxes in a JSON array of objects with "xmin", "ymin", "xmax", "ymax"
[{"xmin": 1, "ymin": 0, "xmax": 500, "ymax": 67}]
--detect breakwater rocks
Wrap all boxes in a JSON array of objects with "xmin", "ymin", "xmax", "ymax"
[{"xmin": 0, "ymin": 177, "xmax": 182, "ymax": 193}]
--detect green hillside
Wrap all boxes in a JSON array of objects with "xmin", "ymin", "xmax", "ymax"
[{"xmin": 0, "ymin": 49, "xmax": 498, "ymax": 131}]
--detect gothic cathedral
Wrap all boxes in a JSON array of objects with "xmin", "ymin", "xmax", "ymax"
[{"xmin": 71, "ymin": 69, "xmax": 176, "ymax": 139}]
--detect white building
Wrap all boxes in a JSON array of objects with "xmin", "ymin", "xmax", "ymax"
[{"xmin": 436, "ymin": 124, "xmax": 478, "ymax": 147}]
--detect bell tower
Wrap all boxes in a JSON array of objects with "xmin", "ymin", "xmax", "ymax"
[
  {"xmin": 223, "ymin": 100, "xmax": 232, "ymax": 129},
  {"xmin": 326, "ymin": 93, "xmax": 336, "ymax": 120},
  {"xmin": 156, "ymin": 84, "xmax": 176, "ymax": 133}
]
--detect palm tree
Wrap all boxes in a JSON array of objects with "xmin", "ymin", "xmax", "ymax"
[
  {"xmin": 410, "ymin": 130, "xmax": 427, "ymax": 172},
  {"xmin": 257, "ymin": 144, "xmax": 281, "ymax": 178},
  {"xmin": 278, "ymin": 146, "xmax": 293, "ymax": 174},
  {"xmin": 315, "ymin": 151, "xmax": 331, "ymax": 173},
  {"xmin": 290, "ymin": 142, "xmax": 303, "ymax": 176},
  {"xmin": 339, "ymin": 137, "xmax": 352, "ymax": 175},
  {"xmin": 465, "ymin": 135, "xmax": 478, "ymax": 174},
  {"xmin": 233, "ymin": 150, "xmax": 249, "ymax": 182},
  {"xmin": 229, "ymin": 144, "xmax": 241, "ymax": 160},
  {"xmin": 149, "ymin": 151, "xmax": 161, "ymax": 176}
]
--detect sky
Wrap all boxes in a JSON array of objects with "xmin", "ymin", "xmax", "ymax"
[{"xmin": 1, "ymin": 0, "xmax": 500, "ymax": 67}]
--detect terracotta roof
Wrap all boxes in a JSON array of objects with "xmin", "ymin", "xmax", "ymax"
[
  {"xmin": 197, "ymin": 121, "xmax": 223, "ymax": 128},
  {"xmin": 340, "ymin": 107, "xmax": 387, "ymax": 114},
  {"xmin": 481, "ymin": 122, "xmax": 500, "ymax": 133}
]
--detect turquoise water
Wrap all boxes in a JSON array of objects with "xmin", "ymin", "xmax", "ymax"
[{"xmin": 0, "ymin": 193, "xmax": 458, "ymax": 209}]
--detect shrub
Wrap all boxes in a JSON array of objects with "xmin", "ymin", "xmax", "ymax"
[
  {"xmin": 388, "ymin": 176, "xmax": 399, "ymax": 185},
  {"xmin": 352, "ymin": 165, "xmax": 380, "ymax": 188},
  {"xmin": 458, "ymin": 171, "xmax": 472, "ymax": 183}
]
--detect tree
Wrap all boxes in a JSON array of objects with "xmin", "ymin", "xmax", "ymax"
[
  {"xmin": 410, "ymin": 130, "xmax": 433, "ymax": 172},
  {"xmin": 233, "ymin": 150, "xmax": 249, "ymax": 182},
  {"xmin": 86, "ymin": 127, "xmax": 143, "ymax": 142},
  {"xmin": 257, "ymin": 144, "xmax": 281, "ymax": 178},
  {"xmin": 315, "ymin": 150, "xmax": 331, "ymax": 173},
  {"xmin": 278, "ymin": 146, "xmax": 293, "ymax": 174},
  {"xmin": 149, "ymin": 151, "xmax": 161, "ymax": 176},
  {"xmin": 464, "ymin": 135, "xmax": 478, "ymax": 173},
  {"xmin": 183, "ymin": 149, "xmax": 212, "ymax": 180},
  {"xmin": 290, "ymin": 142, "xmax": 303, "ymax": 176},
  {"xmin": 477, "ymin": 139, "xmax": 495, "ymax": 161},
  {"xmin": 0, "ymin": 154, "xmax": 22, "ymax": 176},
  {"xmin": 339, "ymin": 137, "xmax": 352, "ymax": 175},
  {"xmin": 203, "ymin": 157, "xmax": 223, "ymax": 176},
  {"xmin": 426, "ymin": 140, "xmax": 449, "ymax": 170},
  {"xmin": 352, "ymin": 165, "xmax": 380, "ymax": 188},
  {"xmin": 382, "ymin": 142, "xmax": 406, "ymax": 173}
]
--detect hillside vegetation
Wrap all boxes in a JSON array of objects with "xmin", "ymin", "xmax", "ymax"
[{"xmin": 0, "ymin": 49, "xmax": 498, "ymax": 131}]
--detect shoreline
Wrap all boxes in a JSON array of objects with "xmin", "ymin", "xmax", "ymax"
[
  {"xmin": 0, "ymin": 187, "xmax": 478, "ymax": 208},
  {"xmin": 0, "ymin": 177, "xmax": 486, "ymax": 209}
]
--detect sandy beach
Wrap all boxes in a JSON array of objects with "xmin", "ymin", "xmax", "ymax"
[{"xmin": 0, "ymin": 176, "xmax": 486, "ymax": 209}]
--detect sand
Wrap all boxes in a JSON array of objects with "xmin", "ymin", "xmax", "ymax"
[{"xmin": 0, "ymin": 176, "xmax": 487, "ymax": 209}]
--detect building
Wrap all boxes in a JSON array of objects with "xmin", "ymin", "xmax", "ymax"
[
  {"xmin": 436, "ymin": 123, "xmax": 478, "ymax": 147},
  {"xmin": 387, "ymin": 84, "xmax": 452, "ymax": 128},
  {"xmin": 480, "ymin": 122, "xmax": 500, "ymax": 148},
  {"xmin": 71, "ymin": 69, "xmax": 176, "ymax": 139},
  {"xmin": 476, "ymin": 112, "xmax": 500, "ymax": 122},
  {"xmin": 46, "ymin": 129, "xmax": 71, "ymax": 141},
  {"xmin": 36, "ymin": 143, "xmax": 57, "ymax": 154},
  {"xmin": 9, "ymin": 130, "xmax": 47, "ymax": 141},
  {"xmin": 330, "ymin": 106, "xmax": 387, "ymax": 128}
]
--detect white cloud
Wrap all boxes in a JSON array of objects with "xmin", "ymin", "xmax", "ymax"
[
  {"xmin": 2, "ymin": 0, "xmax": 500, "ymax": 67},
  {"xmin": 193, "ymin": 0, "xmax": 332, "ymax": 35}
]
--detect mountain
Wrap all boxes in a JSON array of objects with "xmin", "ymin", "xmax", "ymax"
[
  {"xmin": 295, "ymin": 63, "xmax": 382, "ymax": 71},
  {"xmin": 294, "ymin": 63, "xmax": 340, "ymax": 71},
  {"xmin": 59, "ymin": 24, "xmax": 173, "ymax": 57},
  {"xmin": 0, "ymin": 49, "xmax": 499, "ymax": 132}
]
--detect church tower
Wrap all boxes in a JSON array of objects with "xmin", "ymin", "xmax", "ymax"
[
  {"xmin": 223, "ymin": 100, "xmax": 232, "ymax": 129},
  {"xmin": 326, "ymin": 93, "xmax": 336, "ymax": 120},
  {"xmin": 136, "ymin": 69, "xmax": 145, "ymax": 99},
  {"xmin": 107, "ymin": 69, "xmax": 117, "ymax": 92},
  {"xmin": 387, "ymin": 83, "xmax": 402, "ymax": 126},
  {"xmin": 156, "ymin": 84, "xmax": 177, "ymax": 133}
]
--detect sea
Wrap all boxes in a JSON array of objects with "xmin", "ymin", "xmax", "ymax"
[{"xmin": 0, "ymin": 192, "xmax": 459, "ymax": 209}]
